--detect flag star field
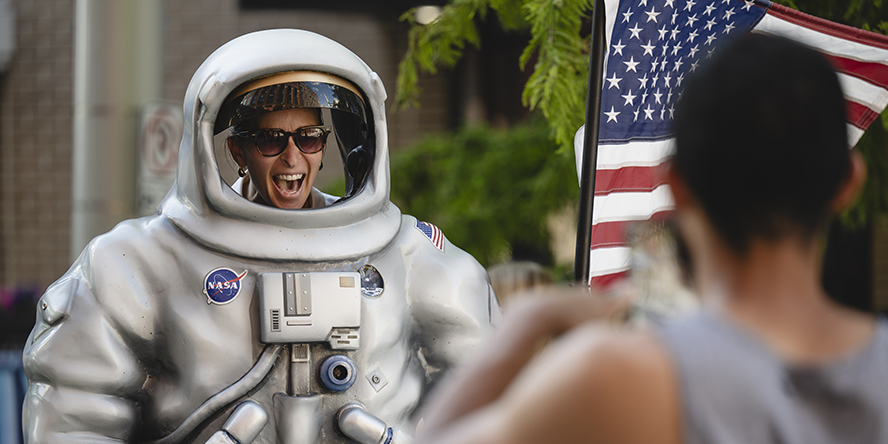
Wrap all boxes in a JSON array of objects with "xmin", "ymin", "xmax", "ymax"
[{"xmin": 599, "ymin": 0, "xmax": 765, "ymax": 142}]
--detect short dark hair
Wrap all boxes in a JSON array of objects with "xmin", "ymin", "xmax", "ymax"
[{"xmin": 673, "ymin": 34, "xmax": 850, "ymax": 255}]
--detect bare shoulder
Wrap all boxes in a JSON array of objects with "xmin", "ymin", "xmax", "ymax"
[{"xmin": 493, "ymin": 323, "xmax": 682, "ymax": 444}]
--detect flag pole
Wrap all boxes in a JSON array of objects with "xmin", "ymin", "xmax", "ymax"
[{"xmin": 574, "ymin": 0, "xmax": 608, "ymax": 286}]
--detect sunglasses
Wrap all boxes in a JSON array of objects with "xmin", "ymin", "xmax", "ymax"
[{"xmin": 233, "ymin": 125, "xmax": 331, "ymax": 157}]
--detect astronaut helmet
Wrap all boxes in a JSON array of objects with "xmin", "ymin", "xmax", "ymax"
[
  {"xmin": 215, "ymin": 70, "xmax": 374, "ymax": 201},
  {"xmin": 160, "ymin": 29, "xmax": 401, "ymax": 262}
]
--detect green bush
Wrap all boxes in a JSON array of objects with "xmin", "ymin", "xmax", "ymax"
[{"xmin": 391, "ymin": 117, "xmax": 580, "ymax": 268}]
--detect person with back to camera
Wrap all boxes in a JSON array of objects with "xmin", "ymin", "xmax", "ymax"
[
  {"xmin": 22, "ymin": 29, "xmax": 500, "ymax": 444},
  {"xmin": 414, "ymin": 34, "xmax": 888, "ymax": 444}
]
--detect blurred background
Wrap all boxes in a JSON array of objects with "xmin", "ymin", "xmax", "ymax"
[
  {"xmin": 0, "ymin": 3, "xmax": 568, "ymax": 437},
  {"xmin": 0, "ymin": 0, "xmax": 575, "ymax": 351},
  {"xmin": 1, "ymin": 0, "xmax": 888, "ymax": 441}
]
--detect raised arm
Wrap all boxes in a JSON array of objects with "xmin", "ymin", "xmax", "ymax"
[
  {"xmin": 417, "ymin": 287, "xmax": 627, "ymax": 432},
  {"xmin": 415, "ymin": 287, "xmax": 680, "ymax": 444}
]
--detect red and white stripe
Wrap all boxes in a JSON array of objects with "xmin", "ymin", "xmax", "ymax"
[
  {"xmin": 576, "ymin": 134, "xmax": 675, "ymax": 287},
  {"xmin": 752, "ymin": 3, "xmax": 888, "ymax": 146},
  {"xmin": 579, "ymin": 0, "xmax": 888, "ymax": 287},
  {"xmin": 421, "ymin": 221, "xmax": 445, "ymax": 251}
]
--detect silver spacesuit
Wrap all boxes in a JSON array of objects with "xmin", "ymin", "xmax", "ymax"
[{"xmin": 22, "ymin": 29, "xmax": 500, "ymax": 444}]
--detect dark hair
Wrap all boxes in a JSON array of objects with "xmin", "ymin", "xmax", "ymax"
[{"xmin": 673, "ymin": 34, "xmax": 850, "ymax": 255}]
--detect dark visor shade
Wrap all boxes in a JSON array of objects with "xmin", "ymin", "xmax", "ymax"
[{"xmin": 214, "ymin": 81, "xmax": 367, "ymax": 135}]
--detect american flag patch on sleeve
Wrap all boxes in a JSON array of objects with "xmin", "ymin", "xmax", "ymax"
[{"xmin": 415, "ymin": 220, "xmax": 445, "ymax": 251}]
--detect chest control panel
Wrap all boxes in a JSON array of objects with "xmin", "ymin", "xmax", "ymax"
[{"xmin": 258, "ymin": 272, "xmax": 361, "ymax": 350}]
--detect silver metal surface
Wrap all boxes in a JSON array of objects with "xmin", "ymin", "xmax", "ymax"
[
  {"xmin": 162, "ymin": 29, "xmax": 401, "ymax": 260},
  {"xmin": 259, "ymin": 272, "xmax": 361, "ymax": 347},
  {"xmin": 205, "ymin": 431, "xmax": 238, "ymax": 444},
  {"xmin": 290, "ymin": 344, "xmax": 311, "ymax": 395},
  {"xmin": 366, "ymin": 368, "xmax": 388, "ymax": 393},
  {"xmin": 338, "ymin": 404, "xmax": 414, "ymax": 444},
  {"xmin": 22, "ymin": 29, "xmax": 500, "ymax": 444},
  {"xmin": 223, "ymin": 401, "xmax": 268, "ymax": 444},
  {"xmin": 274, "ymin": 394, "xmax": 322, "ymax": 443},
  {"xmin": 152, "ymin": 345, "xmax": 283, "ymax": 444},
  {"xmin": 337, "ymin": 404, "xmax": 386, "ymax": 444}
]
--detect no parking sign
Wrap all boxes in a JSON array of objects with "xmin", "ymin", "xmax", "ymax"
[{"xmin": 137, "ymin": 101, "xmax": 183, "ymax": 216}]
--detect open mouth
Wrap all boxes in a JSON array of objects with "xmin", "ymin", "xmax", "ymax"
[{"xmin": 273, "ymin": 173, "xmax": 305, "ymax": 195}]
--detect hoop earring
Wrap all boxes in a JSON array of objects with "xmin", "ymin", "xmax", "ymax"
[
  {"xmin": 319, "ymin": 161, "xmax": 324, "ymax": 171},
  {"xmin": 238, "ymin": 166, "xmax": 247, "ymax": 177}
]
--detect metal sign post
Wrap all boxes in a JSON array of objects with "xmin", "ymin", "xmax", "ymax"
[{"xmin": 574, "ymin": 0, "xmax": 608, "ymax": 285}]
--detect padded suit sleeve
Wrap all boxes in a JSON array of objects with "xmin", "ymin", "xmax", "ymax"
[
  {"xmin": 406, "ymin": 225, "xmax": 502, "ymax": 385},
  {"xmin": 22, "ymin": 259, "xmax": 146, "ymax": 443}
]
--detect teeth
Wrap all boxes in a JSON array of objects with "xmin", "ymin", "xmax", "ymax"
[{"xmin": 274, "ymin": 173, "xmax": 304, "ymax": 194}]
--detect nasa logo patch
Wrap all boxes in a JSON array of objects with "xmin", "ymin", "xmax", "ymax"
[{"xmin": 203, "ymin": 268, "xmax": 247, "ymax": 305}]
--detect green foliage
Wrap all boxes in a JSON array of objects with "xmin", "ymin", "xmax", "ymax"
[
  {"xmin": 779, "ymin": 0, "xmax": 888, "ymax": 31},
  {"xmin": 520, "ymin": 0, "xmax": 594, "ymax": 152},
  {"xmin": 397, "ymin": 0, "xmax": 490, "ymax": 109},
  {"xmin": 390, "ymin": 118, "xmax": 579, "ymax": 267},
  {"xmin": 397, "ymin": 0, "xmax": 888, "ymax": 226},
  {"xmin": 396, "ymin": 0, "xmax": 593, "ymax": 151}
]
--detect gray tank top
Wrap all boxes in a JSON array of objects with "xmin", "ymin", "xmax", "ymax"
[{"xmin": 659, "ymin": 311, "xmax": 888, "ymax": 444}]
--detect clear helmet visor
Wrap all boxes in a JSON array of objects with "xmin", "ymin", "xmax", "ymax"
[{"xmin": 215, "ymin": 71, "xmax": 374, "ymax": 200}]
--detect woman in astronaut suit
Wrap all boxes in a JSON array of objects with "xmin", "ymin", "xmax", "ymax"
[
  {"xmin": 223, "ymin": 72, "xmax": 345, "ymax": 211},
  {"xmin": 22, "ymin": 29, "xmax": 500, "ymax": 444}
]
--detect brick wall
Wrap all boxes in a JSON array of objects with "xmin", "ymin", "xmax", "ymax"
[
  {"xmin": 0, "ymin": 0, "xmax": 450, "ymax": 289},
  {"xmin": 1, "ymin": 0, "xmax": 75, "ymax": 288},
  {"xmin": 3, "ymin": 0, "xmax": 886, "ymax": 313}
]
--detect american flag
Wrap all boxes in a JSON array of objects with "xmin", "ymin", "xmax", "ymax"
[
  {"xmin": 416, "ymin": 220, "xmax": 445, "ymax": 251},
  {"xmin": 578, "ymin": 0, "xmax": 888, "ymax": 287}
]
